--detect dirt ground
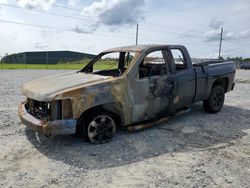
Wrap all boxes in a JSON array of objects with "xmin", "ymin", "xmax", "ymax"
[{"xmin": 0, "ymin": 69, "xmax": 249, "ymax": 188}]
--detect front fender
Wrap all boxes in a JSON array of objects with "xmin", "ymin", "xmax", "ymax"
[{"xmin": 55, "ymin": 79, "xmax": 131, "ymax": 125}]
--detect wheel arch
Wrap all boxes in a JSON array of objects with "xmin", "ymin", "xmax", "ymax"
[
  {"xmin": 213, "ymin": 77, "xmax": 229, "ymax": 92},
  {"xmin": 78, "ymin": 102, "xmax": 125, "ymax": 127}
]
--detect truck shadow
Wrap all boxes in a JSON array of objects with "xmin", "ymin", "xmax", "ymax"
[{"xmin": 25, "ymin": 104, "xmax": 250, "ymax": 170}]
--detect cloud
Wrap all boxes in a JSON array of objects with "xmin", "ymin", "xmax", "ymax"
[
  {"xmin": 81, "ymin": 0, "xmax": 145, "ymax": 32},
  {"xmin": 204, "ymin": 18, "xmax": 224, "ymax": 41},
  {"xmin": 205, "ymin": 29, "xmax": 250, "ymax": 42},
  {"xmin": 205, "ymin": 18, "xmax": 250, "ymax": 42},
  {"xmin": 9, "ymin": 33, "xmax": 18, "ymax": 40},
  {"xmin": 68, "ymin": 0, "xmax": 79, "ymax": 6},
  {"xmin": 225, "ymin": 30, "xmax": 250, "ymax": 40},
  {"xmin": 0, "ymin": 0, "xmax": 7, "ymax": 11},
  {"xmin": 35, "ymin": 41, "xmax": 48, "ymax": 49},
  {"xmin": 17, "ymin": 0, "xmax": 56, "ymax": 11},
  {"xmin": 0, "ymin": 0, "xmax": 8, "ymax": 4},
  {"xmin": 178, "ymin": 32, "xmax": 198, "ymax": 39},
  {"xmin": 209, "ymin": 18, "xmax": 225, "ymax": 30},
  {"xmin": 41, "ymin": 29, "xmax": 61, "ymax": 37},
  {"xmin": 204, "ymin": 29, "xmax": 221, "ymax": 41},
  {"xmin": 73, "ymin": 25, "xmax": 98, "ymax": 34}
]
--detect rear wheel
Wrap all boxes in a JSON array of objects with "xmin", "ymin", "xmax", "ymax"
[
  {"xmin": 203, "ymin": 85, "xmax": 225, "ymax": 113},
  {"xmin": 81, "ymin": 112, "xmax": 116, "ymax": 144}
]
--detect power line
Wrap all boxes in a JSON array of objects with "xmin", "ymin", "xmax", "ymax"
[
  {"xmin": 34, "ymin": 0, "xmax": 208, "ymax": 28},
  {"xmin": 0, "ymin": 18, "xmax": 188, "ymax": 44},
  {"xmin": 0, "ymin": 19, "xmax": 173, "ymax": 44},
  {"xmin": 35, "ymin": 0, "xmax": 83, "ymax": 12},
  {"xmin": 0, "ymin": 2, "xmax": 208, "ymax": 42},
  {"xmin": 224, "ymin": 38, "xmax": 250, "ymax": 42},
  {"xmin": 0, "ymin": 3, "xmax": 96, "ymax": 23},
  {"xmin": 139, "ymin": 22, "xmax": 205, "ymax": 34},
  {"xmin": 0, "ymin": 19, "xmax": 135, "ymax": 40},
  {"xmin": 47, "ymin": 0, "xmax": 208, "ymax": 29},
  {"xmin": 0, "ymin": 2, "xmax": 206, "ymax": 35},
  {"xmin": 140, "ymin": 37, "xmax": 209, "ymax": 46},
  {"xmin": 0, "ymin": 18, "xmax": 210, "ymax": 48},
  {"xmin": 0, "ymin": 19, "xmax": 73, "ymax": 32},
  {"xmin": 139, "ymin": 26, "xmax": 205, "ymax": 39},
  {"xmin": 0, "ymin": 17, "xmax": 212, "ymax": 47},
  {"xmin": 139, "ymin": 8, "xmax": 208, "ymax": 28}
]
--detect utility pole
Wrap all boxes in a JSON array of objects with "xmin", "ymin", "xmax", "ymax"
[
  {"xmin": 218, "ymin": 27, "xmax": 223, "ymax": 59},
  {"xmin": 136, "ymin": 24, "xmax": 139, "ymax": 45}
]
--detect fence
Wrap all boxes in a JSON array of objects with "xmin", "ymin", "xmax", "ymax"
[{"xmin": 0, "ymin": 57, "xmax": 91, "ymax": 70}]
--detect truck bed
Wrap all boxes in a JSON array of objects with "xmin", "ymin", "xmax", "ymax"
[
  {"xmin": 192, "ymin": 60, "xmax": 236, "ymax": 103},
  {"xmin": 193, "ymin": 60, "xmax": 226, "ymax": 67}
]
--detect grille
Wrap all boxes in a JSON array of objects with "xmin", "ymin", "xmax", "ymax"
[
  {"xmin": 26, "ymin": 98, "xmax": 52, "ymax": 120},
  {"xmin": 25, "ymin": 98, "xmax": 72, "ymax": 120}
]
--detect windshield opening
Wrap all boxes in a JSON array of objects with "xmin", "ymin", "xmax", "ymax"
[{"xmin": 81, "ymin": 51, "xmax": 138, "ymax": 77}]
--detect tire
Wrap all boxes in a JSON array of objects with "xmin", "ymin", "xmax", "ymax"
[
  {"xmin": 81, "ymin": 111, "xmax": 116, "ymax": 144},
  {"xmin": 203, "ymin": 85, "xmax": 225, "ymax": 113}
]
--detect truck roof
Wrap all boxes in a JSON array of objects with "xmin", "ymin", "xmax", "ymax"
[{"xmin": 103, "ymin": 44, "xmax": 183, "ymax": 53}]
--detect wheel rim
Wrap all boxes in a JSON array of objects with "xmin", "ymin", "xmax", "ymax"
[
  {"xmin": 212, "ymin": 88, "xmax": 224, "ymax": 110},
  {"xmin": 88, "ymin": 115, "xmax": 116, "ymax": 144}
]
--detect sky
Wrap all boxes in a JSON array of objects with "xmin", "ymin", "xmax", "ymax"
[{"xmin": 0, "ymin": 0, "xmax": 249, "ymax": 58}]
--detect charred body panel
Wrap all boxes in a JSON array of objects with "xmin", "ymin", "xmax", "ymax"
[
  {"xmin": 19, "ymin": 102, "xmax": 76, "ymax": 136},
  {"xmin": 58, "ymin": 78, "xmax": 131, "ymax": 125},
  {"xmin": 19, "ymin": 44, "xmax": 236, "ymax": 139}
]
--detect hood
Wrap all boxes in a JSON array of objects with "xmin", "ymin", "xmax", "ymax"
[{"xmin": 21, "ymin": 72, "xmax": 111, "ymax": 101}]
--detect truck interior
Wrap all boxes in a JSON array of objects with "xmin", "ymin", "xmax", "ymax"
[
  {"xmin": 81, "ymin": 51, "xmax": 137, "ymax": 77},
  {"xmin": 81, "ymin": 48, "xmax": 189, "ymax": 78},
  {"xmin": 138, "ymin": 49, "xmax": 188, "ymax": 79}
]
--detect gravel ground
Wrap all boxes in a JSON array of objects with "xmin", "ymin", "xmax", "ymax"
[{"xmin": 0, "ymin": 69, "xmax": 250, "ymax": 188}]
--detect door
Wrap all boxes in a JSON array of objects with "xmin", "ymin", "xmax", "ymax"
[
  {"xmin": 128, "ymin": 49, "xmax": 173, "ymax": 123},
  {"xmin": 165, "ymin": 48, "xmax": 195, "ymax": 112}
]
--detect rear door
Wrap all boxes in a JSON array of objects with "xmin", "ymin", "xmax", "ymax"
[{"xmin": 165, "ymin": 47, "xmax": 196, "ymax": 112}]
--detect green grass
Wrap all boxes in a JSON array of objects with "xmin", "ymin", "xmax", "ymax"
[
  {"xmin": 0, "ymin": 61, "xmax": 87, "ymax": 70},
  {"xmin": 0, "ymin": 61, "xmax": 115, "ymax": 70}
]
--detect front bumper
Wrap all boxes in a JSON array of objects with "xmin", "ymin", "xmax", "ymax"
[{"xmin": 18, "ymin": 101, "xmax": 77, "ymax": 136}]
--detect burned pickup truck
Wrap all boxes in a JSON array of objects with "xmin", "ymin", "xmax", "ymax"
[{"xmin": 19, "ymin": 45, "xmax": 236, "ymax": 144}]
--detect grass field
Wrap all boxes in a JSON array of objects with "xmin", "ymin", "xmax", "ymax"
[
  {"xmin": 0, "ymin": 63, "xmax": 86, "ymax": 70},
  {"xmin": 0, "ymin": 60, "xmax": 116, "ymax": 70}
]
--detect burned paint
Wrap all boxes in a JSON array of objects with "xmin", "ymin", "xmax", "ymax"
[
  {"xmin": 18, "ymin": 102, "xmax": 77, "ymax": 135},
  {"xmin": 19, "ymin": 44, "xmax": 236, "ymax": 138}
]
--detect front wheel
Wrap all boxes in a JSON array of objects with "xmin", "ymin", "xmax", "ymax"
[
  {"xmin": 203, "ymin": 85, "xmax": 225, "ymax": 113},
  {"xmin": 82, "ymin": 112, "xmax": 116, "ymax": 144}
]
